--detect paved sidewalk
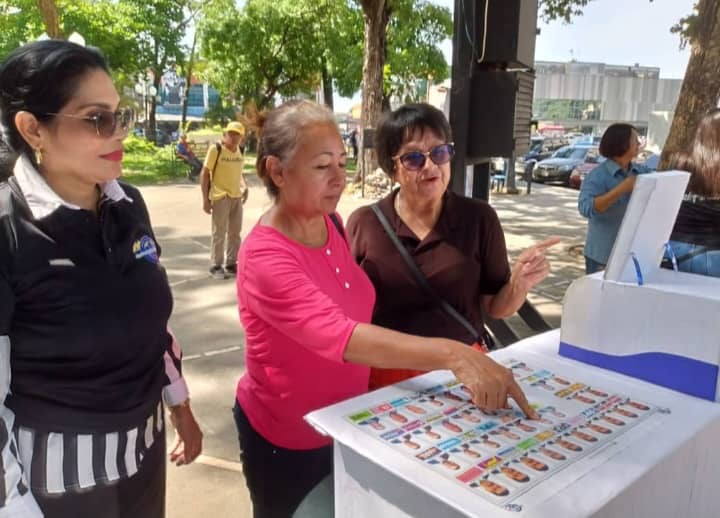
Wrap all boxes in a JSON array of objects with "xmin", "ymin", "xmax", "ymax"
[{"xmin": 141, "ymin": 178, "xmax": 587, "ymax": 517}]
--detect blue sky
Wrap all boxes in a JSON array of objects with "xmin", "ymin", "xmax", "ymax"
[{"xmin": 334, "ymin": 0, "xmax": 695, "ymax": 112}]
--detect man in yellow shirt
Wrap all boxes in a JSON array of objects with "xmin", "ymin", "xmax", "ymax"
[{"xmin": 201, "ymin": 121, "xmax": 247, "ymax": 279}]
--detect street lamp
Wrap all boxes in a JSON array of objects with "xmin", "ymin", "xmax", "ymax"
[{"xmin": 134, "ymin": 76, "xmax": 157, "ymax": 139}]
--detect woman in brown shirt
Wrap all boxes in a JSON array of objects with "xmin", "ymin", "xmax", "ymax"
[{"xmin": 346, "ymin": 103, "xmax": 558, "ymax": 389}]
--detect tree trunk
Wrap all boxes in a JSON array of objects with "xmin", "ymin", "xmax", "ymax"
[
  {"xmin": 358, "ymin": 0, "xmax": 390, "ymax": 189},
  {"xmin": 148, "ymin": 48, "xmax": 167, "ymax": 145},
  {"xmin": 35, "ymin": 0, "xmax": 62, "ymax": 38},
  {"xmin": 181, "ymin": 29, "xmax": 199, "ymax": 130},
  {"xmin": 148, "ymin": 77, "xmax": 158, "ymax": 144},
  {"xmin": 321, "ymin": 58, "xmax": 334, "ymax": 111},
  {"xmin": 660, "ymin": 0, "xmax": 720, "ymax": 170}
]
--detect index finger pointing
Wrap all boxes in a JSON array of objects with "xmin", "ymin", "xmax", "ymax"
[
  {"xmin": 533, "ymin": 236, "xmax": 562, "ymax": 251},
  {"xmin": 508, "ymin": 380, "xmax": 539, "ymax": 420}
]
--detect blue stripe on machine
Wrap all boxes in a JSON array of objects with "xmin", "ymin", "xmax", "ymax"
[{"xmin": 559, "ymin": 342, "xmax": 718, "ymax": 401}]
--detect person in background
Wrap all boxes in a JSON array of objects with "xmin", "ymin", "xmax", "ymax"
[
  {"xmin": 348, "ymin": 127, "xmax": 358, "ymax": 160},
  {"xmin": 664, "ymin": 108, "xmax": 720, "ymax": 277},
  {"xmin": 0, "ymin": 40, "xmax": 202, "ymax": 517},
  {"xmin": 201, "ymin": 121, "xmax": 247, "ymax": 279},
  {"xmin": 176, "ymin": 133, "xmax": 203, "ymax": 181},
  {"xmin": 346, "ymin": 103, "xmax": 559, "ymax": 389},
  {"xmin": 234, "ymin": 99, "xmax": 537, "ymax": 518},
  {"xmin": 578, "ymin": 123, "xmax": 651, "ymax": 274}
]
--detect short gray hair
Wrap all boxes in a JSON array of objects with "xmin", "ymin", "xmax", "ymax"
[{"xmin": 252, "ymin": 100, "xmax": 338, "ymax": 198}]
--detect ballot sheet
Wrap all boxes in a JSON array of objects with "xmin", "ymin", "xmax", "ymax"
[{"xmin": 343, "ymin": 358, "xmax": 663, "ymax": 511}]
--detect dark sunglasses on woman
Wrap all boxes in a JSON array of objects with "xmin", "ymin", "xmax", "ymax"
[
  {"xmin": 42, "ymin": 106, "xmax": 135, "ymax": 138},
  {"xmin": 394, "ymin": 142, "xmax": 455, "ymax": 171}
]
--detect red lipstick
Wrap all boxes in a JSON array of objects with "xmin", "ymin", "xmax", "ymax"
[{"xmin": 100, "ymin": 150, "xmax": 123, "ymax": 162}]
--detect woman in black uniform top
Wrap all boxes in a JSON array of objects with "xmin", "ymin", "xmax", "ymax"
[{"xmin": 0, "ymin": 40, "xmax": 202, "ymax": 517}]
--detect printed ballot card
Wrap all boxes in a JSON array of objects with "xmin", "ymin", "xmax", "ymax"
[{"xmin": 343, "ymin": 358, "xmax": 662, "ymax": 511}]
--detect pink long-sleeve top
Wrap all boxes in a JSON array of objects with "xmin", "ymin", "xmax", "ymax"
[{"xmin": 236, "ymin": 214, "xmax": 375, "ymax": 450}]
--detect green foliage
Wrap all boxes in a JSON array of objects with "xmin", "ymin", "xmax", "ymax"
[
  {"xmin": 121, "ymin": 143, "xmax": 181, "ymax": 185},
  {"xmin": 534, "ymin": 99, "xmax": 601, "ymax": 120},
  {"xmin": 329, "ymin": 0, "xmax": 452, "ymax": 104},
  {"xmin": 60, "ymin": 1, "xmax": 143, "ymax": 75},
  {"xmin": 537, "ymin": 0, "xmax": 596, "ymax": 23},
  {"xmin": 199, "ymin": 0, "xmax": 451, "ymax": 110},
  {"xmin": 204, "ymin": 98, "xmax": 237, "ymax": 126},
  {"xmin": 383, "ymin": 0, "xmax": 452, "ymax": 102},
  {"xmin": 200, "ymin": 0, "xmax": 329, "ymax": 109},
  {"xmin": 670, "ymin": 2, "xmax": 703, "ymax": 50},
  {"xmin": 123, "ymin": 0, "xmax": 189, "ymax": 73},
  {"xmin": 123, "ymin": 135, "xmax": 158, "ymax": 154},
  {"xmin": 324, "ymin": 0, "xmax": 364, "ymax": 98},
  {"xmin": 0, "ymin": 1, "xmax": 190, "ymax": 88},
  {"xmin": 0, "ymin": 1, "xmax": 45, "ymax": 58}
]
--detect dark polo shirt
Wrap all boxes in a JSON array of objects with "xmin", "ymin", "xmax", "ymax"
[
  {"xmin": 346, "ymin": 189, "xmax": 511, "ymax": 344},
  {"xmin": 0, "ymin": 173, "xmax": 173, "ymax": 432}
]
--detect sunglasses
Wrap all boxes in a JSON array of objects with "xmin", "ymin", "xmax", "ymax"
[
  {"xmin": 43, "ymin": 107, "xmax": 135, "ymax": 138},
  {"xmin": 393, "ymin": 142, "xmax": 455, "ymax": 171}
]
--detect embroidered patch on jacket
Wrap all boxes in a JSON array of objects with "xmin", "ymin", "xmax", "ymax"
[{"xmin": 132, "ymin": 235, "xmax": 159, "ymax": 264}]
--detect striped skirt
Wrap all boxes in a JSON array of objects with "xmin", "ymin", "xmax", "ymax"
[{"xmin": 16, "ymin": 403, "xmax": 166, "ymax": 518}]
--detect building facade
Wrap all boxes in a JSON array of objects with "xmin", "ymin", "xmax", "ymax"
[{"xmin": 533, "ymin": 60, "xmax": 682, "ymax": 138}]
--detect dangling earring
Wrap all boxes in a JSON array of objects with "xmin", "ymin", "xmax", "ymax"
[{"xmin": 34, "ymin": 147, "xmax": 43, "ymax": 166}]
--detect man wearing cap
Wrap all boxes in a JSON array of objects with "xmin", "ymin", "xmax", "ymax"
[{"xmin": 201, "ymin": 121, "xmax": 247, "ymax": 279}]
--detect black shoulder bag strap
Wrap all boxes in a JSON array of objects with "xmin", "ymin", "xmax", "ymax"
[
  {"xmin": 208, "ymin": 142, "xmax": 223, "ymax": 190},
  {"xmin": 370, "ymin": 203, "xmax": 486, "ymax": 347},
  {"xmin": 328, "ymin": 212, "xmax": 347, "ymax": 243}
]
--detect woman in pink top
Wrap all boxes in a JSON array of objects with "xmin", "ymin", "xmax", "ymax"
[{"xmin": 234, "ymin": 100, "xmax": 537, "ymax": 518}]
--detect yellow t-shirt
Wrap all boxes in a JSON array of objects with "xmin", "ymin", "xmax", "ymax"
[{"xmin": 204, "ymin": 144, "xmax": 246, "ymax": 201}]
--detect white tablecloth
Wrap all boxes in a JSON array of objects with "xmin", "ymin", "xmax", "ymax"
[{"xmin": 306, "ymin": 330, "xmax": 720, "ymax": 518}]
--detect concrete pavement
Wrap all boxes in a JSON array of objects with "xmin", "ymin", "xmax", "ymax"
[{"xmin": 140, "ymin": 176, "xmax": 587, "ymax": 517}]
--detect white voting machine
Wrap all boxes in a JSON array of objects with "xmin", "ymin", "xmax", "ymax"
[{"xmin": 560, "ymin": 171, "xmax": 720, "ymax": 401}]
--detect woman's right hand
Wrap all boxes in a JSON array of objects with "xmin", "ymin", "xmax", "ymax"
[
  {"xmin": 202, "ymin": 199, "xmax": 212, "ymax": 214},
  {"xmin": 447, "ymin": 343, "xmax": 538, "ymax": 419},
  {"xmin": 619, "ymin": 174, "xmax": 637, "ymax": 194}
]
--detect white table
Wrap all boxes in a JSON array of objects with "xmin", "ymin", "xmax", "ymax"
[{"xmin": 306, "ymin": 330, "xmax": 720, "ymax": 518}]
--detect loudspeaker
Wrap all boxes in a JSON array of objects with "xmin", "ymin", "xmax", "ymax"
[
  {"xmin": 466, "ymin": 70, "xmax": 534, "ymax": 160},
  {"xmin": 474, "ymin": 0, "xmax": 538, "ymax": 69}
]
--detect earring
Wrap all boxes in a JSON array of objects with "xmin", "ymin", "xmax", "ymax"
[{"xmin": 34, "ymin": 147, "xmax": 43, "ymax": 165}]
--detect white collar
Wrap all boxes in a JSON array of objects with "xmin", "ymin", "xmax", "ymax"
[{"xmin": 13, "ymin": 154, "xmax": 133, "ymax": 219}]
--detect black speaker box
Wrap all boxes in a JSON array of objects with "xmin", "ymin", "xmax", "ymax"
[
  {"xmin": 474, "ymin": 0, "xmax": 537, "ymax": 69},
  {"xmin": 466, "ymin": 70, "xmax": 534, "ymax": 159}
]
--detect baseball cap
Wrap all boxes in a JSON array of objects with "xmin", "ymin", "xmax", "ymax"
[{"xmin": 224, "ymin": 121, "xmax": 246, "ymax": 136}]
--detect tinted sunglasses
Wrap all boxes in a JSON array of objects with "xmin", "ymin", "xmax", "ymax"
[
  {"xmin": 43, "ymin": 107, "xmax": 135, "ymax": 138},
  {"xmin": 394, "ymin": 142, "xmax": 455, "ymax": 171}
]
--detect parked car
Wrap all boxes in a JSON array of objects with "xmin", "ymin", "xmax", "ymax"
[
  {"xmin": 568, "ymin": 148, "xmax": 605, "ymax": 189},
  {"xmin": 533, "ymin": 144, "xmax": 593, "ymax": 185},
  {"xmin": 517, "ymin": 137, "xmax": 568, "ymax": 174}
]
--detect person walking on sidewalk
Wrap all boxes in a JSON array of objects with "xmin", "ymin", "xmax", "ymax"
[{"xmin": 201, "ymin": 121, "xmax": 247, "ymax": 279}]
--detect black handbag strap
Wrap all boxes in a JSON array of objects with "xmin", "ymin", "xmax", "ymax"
[
  {"xmin": 328, "ymin": 213, "xmax": 347, "ymax": 243},
  {"xmin": 370, "ymin": 203, "xmax": 483, "ymax": 345}
]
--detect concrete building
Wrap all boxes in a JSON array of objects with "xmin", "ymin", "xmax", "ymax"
[{"xmin": 533, "ymin": 60, "xmax": 682, "ymax": 140}]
